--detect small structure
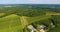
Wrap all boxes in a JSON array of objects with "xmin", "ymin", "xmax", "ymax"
[
  {"xmin": 38, "ymin": 25, "xmax": 46, "ymax": 32},
  {"xmin": 27, "ymin": 25, "xmax": 36, "ymax": 32}
]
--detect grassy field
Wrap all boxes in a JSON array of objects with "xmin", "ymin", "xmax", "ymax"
[
  {"xmin": 0, "ymin": 14, "xmax": 20, "ymax": 32},
  {"xmin": 0, "ymin": 12, "xmax": 59, "ymax": 32},
  {"xmin": 0, "ymin": 4, "xmax": 60, "ymax": 32}
]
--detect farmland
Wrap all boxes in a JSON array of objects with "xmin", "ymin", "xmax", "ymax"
[{"xmin": 0, "ymin": 4, "xmax": 60, "ymax": 32}]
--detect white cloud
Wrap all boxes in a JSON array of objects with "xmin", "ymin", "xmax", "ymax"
[
  {"xmin": 26, "ymin": 0, "xmax": 40, "ymax": 4},
  {"xmin": 23, "ymin": 0, "xmax": 60, "ymax": 4}
]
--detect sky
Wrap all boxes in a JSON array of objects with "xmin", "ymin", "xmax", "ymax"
[{"xmin": 0, "ymin": 0, "xmax": 60, "ymax": 4}]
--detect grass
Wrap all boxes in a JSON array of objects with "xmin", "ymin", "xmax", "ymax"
[
  {"xmin": 0, "ymin": 14, "xmax": 20, "ymax": 32},
  {"xmin": 0, "ymin": 12, "xmax": 60, "ymax": 32}
]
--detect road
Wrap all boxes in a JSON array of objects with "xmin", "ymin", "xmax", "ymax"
[
  {"xmin": 46, "ymin": 13, "xmax": 60, "ymax": 16},
  {"xmin": 22, "ymin": 16, "xmax": 27, "ymax": 27}
]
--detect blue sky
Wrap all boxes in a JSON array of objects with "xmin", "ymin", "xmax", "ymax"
[{"xmin": 0, "ymin": 0, "xmax": 60, "ymax": 4}]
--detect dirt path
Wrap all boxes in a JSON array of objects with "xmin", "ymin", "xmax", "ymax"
[
  {"xmin": 51, "ymin": 13, "xmax": 60, "ymax": 15},
  {"xmin": 46, "ymin": 13, "xmax": 60, "ymax": 16},
  {"xmin": 22, "ymin": 16, "xmax": 27, "ymax": 26}
]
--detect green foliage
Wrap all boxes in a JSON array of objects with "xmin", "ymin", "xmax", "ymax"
[
  {"xmin": 0, "ymin": 5, "xmax": 60, "ymax": 32},
  {"xmin": 48, "ymin": 15, "xmax": 60, "ymax": 32}
]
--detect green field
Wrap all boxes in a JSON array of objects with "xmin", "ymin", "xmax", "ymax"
[{"xmin": 0, "ymin": 5, "xmax": 60, "ymax": 32}]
